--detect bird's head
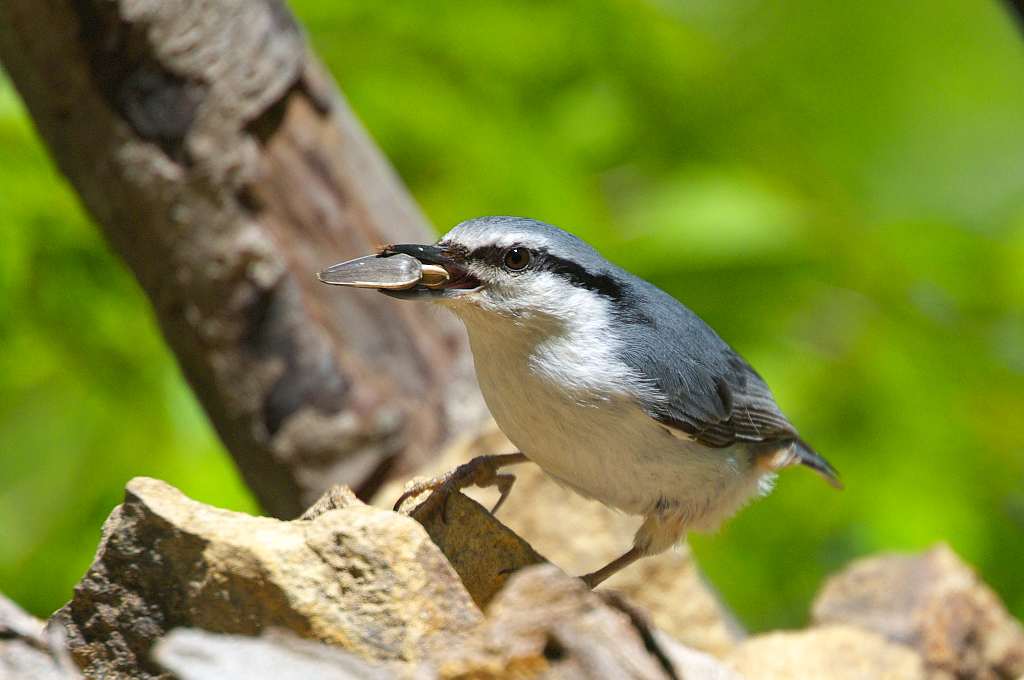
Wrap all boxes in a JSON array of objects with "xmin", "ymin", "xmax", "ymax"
[{"xmin": 374, "ymin": 216, "xmax": 627, "ymax": 328}]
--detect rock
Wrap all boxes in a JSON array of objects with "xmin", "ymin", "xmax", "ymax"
[
  {"xmin": 298, "ymin": 484, "xmax": 364, "ymax": 519},
  {"xmin": 437, "ymin": 563, "xmax": 740, "ymax": 680},
  {"xmin": 50, "ymin": 477, "xmax": 482, "ymax": 680},
  {"xmin": 152, "ymin": 628, "xmax": 399, "ymax": 680},
  {"xmin": 595, "ymin": 543, "xmax": 743, "ymax": 659},
  {"xmin": 728, "ymin": 625, "xmax": 926, "ymax": 680},
  {"xmin": 410, "ymin": 489, "xmax": 546, "ymax": 609},
  {"xmin": 653, "ymin": 631, "xmax": 746, "ymax": 680},
  {"xmin": 0, "ymin": 639, "xmax": 78, "ymax": 680},
  {"xmin": 377, "ymin": 426, "xmax": 744, "ymax": 657},
  {"xmin": 1, "ymin": 592, "xmax": 80, "ymax": 680},
  {"xmin": 811, "ymin": 543, "xmax": 1024, "ymax": 680},
  {"xmin": 1, "ymin": 592, "xmax": 46, "ymax": 644}
]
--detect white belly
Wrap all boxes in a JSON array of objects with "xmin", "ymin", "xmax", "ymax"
[{"xmin": 463, "ymin": 317, "xmax": 757, "ymax": 519}]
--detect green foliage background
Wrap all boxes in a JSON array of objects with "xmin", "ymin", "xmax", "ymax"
[{"xmin": 2, "ymin": 0, "xmax": 1024, "ymax": 629}]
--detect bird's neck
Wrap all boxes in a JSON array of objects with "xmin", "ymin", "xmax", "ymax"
[{"xmin": 453, "ymin": 291, "xmax": 645, "ymax": 405}]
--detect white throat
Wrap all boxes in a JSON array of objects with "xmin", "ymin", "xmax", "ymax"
[{"xmin": 443, "ymin": 277, "xmax": 675, "ymax": 512}]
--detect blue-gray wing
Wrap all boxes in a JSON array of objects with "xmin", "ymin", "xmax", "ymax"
[
  {"xmin": 634, "ymin": 346, "xmax": 798, "ymax": 448},
  {"xmin": 613, "ymin": 273, "xmax": 841, "ymax": 486},
  {"xmin": 616, "ymin": 279, "xmax": 798, "ymax": 449}
]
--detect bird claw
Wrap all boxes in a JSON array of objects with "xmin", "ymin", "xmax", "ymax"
[{"xmin": 393, "ymin": 452, "xmax": 528, "ymax": 522}]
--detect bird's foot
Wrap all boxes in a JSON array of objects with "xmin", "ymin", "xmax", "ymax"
[{"xmin": 393, "ymin": 452, "xmax": 529, "ymax": 522}]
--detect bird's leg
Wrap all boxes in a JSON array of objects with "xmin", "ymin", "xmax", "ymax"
[
  {"xmin": 393, "ymin": 452, "xmax": 529, "ymax": 520},
  {"xmin": 580, "ymin": 546, "xmax": 645, "ymax": 588}
]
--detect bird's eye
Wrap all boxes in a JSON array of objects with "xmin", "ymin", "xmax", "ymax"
[{"xmin": 502, "ymin": 247, "xmax": 532, "ymax": 272}]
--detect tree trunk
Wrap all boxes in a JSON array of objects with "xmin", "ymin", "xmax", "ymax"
[{"xmin": 0, "ymin": 0, "xmax": 487, "ymax": 518}]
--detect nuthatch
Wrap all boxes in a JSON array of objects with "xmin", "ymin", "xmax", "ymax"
[{"xmin": 320, "ymin": 216, "xmax": 840, "ymax": 586}]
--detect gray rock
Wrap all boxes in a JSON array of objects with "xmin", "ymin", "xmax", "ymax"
[
  {"xmin": 152, "ymin": 628, "xmax": 399, "ymax": 680},
  {"xmin": 379, "ymin": 427, "xmax": 744, "ymax": 658},
  {"xmin": 811, "ymin": 543, "xmax": 1024, "ymax": 680},
  {"xmin": 50, "ymin": 477, "xmax": 481, "ymax": 680},
  {"xmin": 728, "ymin": 625, "xmax": 926, "ymax": 680},
  {"xmin": 1, "ymin": 593, "xmax": 46, "ymax": 644},
  {"xmin": 653, "ymin": 631, "xmax": 745, "ymax": 680},
  {"xmin": 1, "ymin": 592, "xmax": 80, "ymax": 680},
  {"xmin": 438, "ymin": 563, "xmax": 740, "ymax": 680},
  {"xmin": 410, "ymin": 486, "xmax": 546, "ymax": 609},
  {"xmin": 0, "ymin": 642, "xmax": 76, "ymax": 680}
]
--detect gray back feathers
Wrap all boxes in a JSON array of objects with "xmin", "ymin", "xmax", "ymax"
[{"xmin": 449, "ymin": 216, "xmax": 801, "ymax": 450}]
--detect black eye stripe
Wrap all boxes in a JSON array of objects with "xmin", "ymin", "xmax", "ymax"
[
  {"xmin": 446, "ymin": 239, "xmax": 651, "ymax": 324},
  {"xmin": 462, "ymin": 245, "xmax": 534, "ymax": 271},
  {"xmin": 458, "ymin": 244, "xmax": 624, "ymax": 300},
  {"xmin": 459, "ymin": 244, "xmax": 503, "ymax": 267},
  {"xmin": 535, "ymin": 252, "xmax": 625, "ymax": 302}
]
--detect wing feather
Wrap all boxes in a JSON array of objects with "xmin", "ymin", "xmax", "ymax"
[
  {"xmin": 612, "ymin": 278, "xmax": 798, "ymax": 450},
  {"xmin": 607, "ymin": 269, "xmax": 839, "ymax": 483},
  {"xmin": 649, "ymin": 353, "xmax": 798, "ymax": 449}
]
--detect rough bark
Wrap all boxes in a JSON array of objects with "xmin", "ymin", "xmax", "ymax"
[
  {"xmin": 0, "ymin": 0, "xmax": 486, "ymax": 518},
  {"xmin": 1006, "ymin": 0, "xmax": 1024, "ymax": 28}
]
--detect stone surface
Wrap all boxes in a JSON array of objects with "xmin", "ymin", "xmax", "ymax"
[
  {"xmin": 377, "ymin": 426, "xmax": 744, "ymax": 657},
  {"xmin": 728, "ymin": 625, "xmax": 926, "ymax": 680},
  {"xmin": 152, "ymin": 566, "xmax": 744, "ymax": 680},
  {"xmin": 811, "ymin": 543, "xmax": 1024, "ymax": 680},
  {"xmin": 0, "ymin": 641, "xmax": 77, "ymax": 680},
  {"xmin": 152, "ymin": 628, "xmax": 399, "ymax": 680},
  {"xmin": 50, "ymin": 477, "xmax": 482, "ymax": 680},
  {"xmin": 437, "ymin": 563, "xmax": 739, "ymax": 680},
  {"xmin": 410, "ymin": 489, "xmax": 546, "ymax": 609},
  {"xmin": 1, "ymin": 593, "xmax": 46, "ymax": 644},
  {"xmin": 598, "ymin": 545, "xmax": 743, "ymax": 659},
  {"xmin": 299, "ymin": 485, "xmax": 364, "ymax": 519},
  {"xmin": 1, "ymin": 592, "xmax": 80, "ymax": 680},
  {"xmin": 653, "ymin": 631, "xmax": 746, "ymax": 680}
]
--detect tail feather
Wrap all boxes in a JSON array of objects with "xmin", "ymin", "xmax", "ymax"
[{"xmin": 793, "ymin": 438, "xmax": 843, "ymax": 490}]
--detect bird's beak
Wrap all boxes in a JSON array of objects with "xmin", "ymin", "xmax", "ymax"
[{"xmin": 317, "ymin": 243, "xmax": 481, "ymax": 300}]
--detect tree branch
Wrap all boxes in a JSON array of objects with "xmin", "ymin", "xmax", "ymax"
[
  {"xmin": 0, "ymin": 0, "xmax": 486, "ymax": 518},
  {"xmin": 1005, "ymin": 0, "xmax": 1024, "ymax": 28}
]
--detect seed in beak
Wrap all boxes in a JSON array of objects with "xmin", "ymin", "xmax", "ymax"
[
  {"xmin": 317, "ymin": 254, "xmax": 452, "ymax": 290},
  {"xmin": 318, "ymin": 253, "xmax": 423, "ymax": 289},
  {"xmin": 419, "ymin": 264, "xmax": 450, "ymax": 288}
]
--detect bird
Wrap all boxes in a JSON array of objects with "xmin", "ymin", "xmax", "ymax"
[{"xmin": 318, "ymin": 216, "xmax": 841, "ymax": 587}]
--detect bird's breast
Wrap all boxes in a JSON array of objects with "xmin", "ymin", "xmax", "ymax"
[
  {"xmin": 457, "ymin": 300, "xmax": 765, "ymax": 521},
  {"xmin": 463, "ymin": 316, "xmax": 715, "ymax": 515}
]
